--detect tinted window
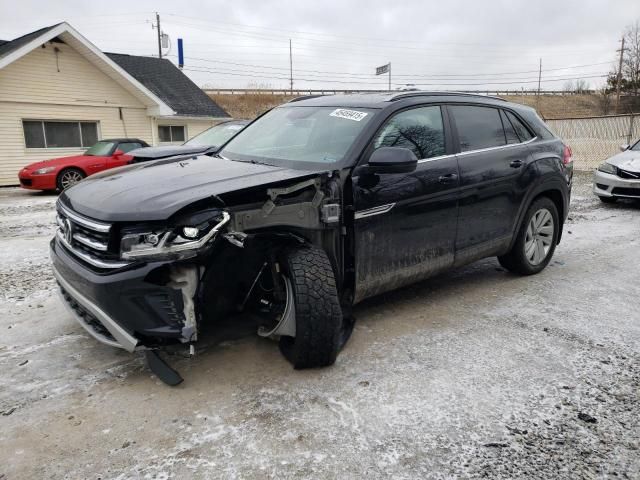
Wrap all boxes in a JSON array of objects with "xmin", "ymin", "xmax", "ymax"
[
  {"xmin": 450, "ymin": 105, "xmax": 505, "ymax": 152},
  {"xmin": 373, "ymin": 106, "xmax": 445, "ymax": 159},
  {"xmin": 505, "ymin": 111, "xmax": 533, "ymax": 142},
  {"xmin": 118, "ymin": 142, "xmax": 142, "ymax": 153},
  {"xmin": 500, "ymin": 110, "xmax": 520, "ymax": 144}
]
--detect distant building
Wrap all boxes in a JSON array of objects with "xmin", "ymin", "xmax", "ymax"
[{"xmin": 0, "ymin": 22, "xmax": 230, "ymax": 186}]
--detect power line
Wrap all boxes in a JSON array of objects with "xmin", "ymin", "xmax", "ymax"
[
  {"xmin": 183, "ymin": 65, "xmax": 607, "ymax": 86},
  {"xmin": 162, "ymin": 12, "xmax": 615, "ymax": 53},
  {"xmin": 169, "ymin": 54, "xmax": 611, "ymax": 79},
  {"xmin": 164, "ymin": 19, "xmax": 612, "ymax": 60}
]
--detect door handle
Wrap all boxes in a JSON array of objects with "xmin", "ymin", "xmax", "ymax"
[
  {"xmin": 438, "ymin": 173, "xmax": 458, "ymax": 184},
  {"xmin": 510, "ymin": 160, "xmax": 524, "ymax": 168}
]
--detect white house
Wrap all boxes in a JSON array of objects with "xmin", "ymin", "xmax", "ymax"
[{"xmin": 0, "ymin": 22, "xmax": 230, "ymax": 186}]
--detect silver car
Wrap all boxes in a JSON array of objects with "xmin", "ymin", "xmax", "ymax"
[{"xmin": 593, "ymin": 139, "xmax": 640, "ymax": 203}]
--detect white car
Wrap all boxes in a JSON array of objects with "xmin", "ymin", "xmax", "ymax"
[{"xmin": 593, "ymin": 139, "xmax": 640, "ymax": 203}]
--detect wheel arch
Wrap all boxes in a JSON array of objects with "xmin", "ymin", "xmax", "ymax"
[
  {"xmin": 56, "ymin": 166, "xmax": 87, "ymax": 188},
  {"xmin": 510, "ymin": 180, "xmax": 569, "ymax": 250}
]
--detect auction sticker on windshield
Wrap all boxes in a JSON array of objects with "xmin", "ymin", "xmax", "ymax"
[{"xmin": 330, "ymin": 109, "xmax": 369, "ymax": 121}]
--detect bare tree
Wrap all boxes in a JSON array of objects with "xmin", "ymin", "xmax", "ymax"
[
  {"xmin": 563, "ymin": 80, "xmax": 575, "ymax": 93},
  {"xmin": 622, "ymin": 20, "xmax": 640, "ymax": 96},
  {"xmin": 574, "ymin": 79, "xmax": 589, "ymax": 93},
  {"xmin": 598, "ymin": 88, "xmax": 612, "ymax": 115}
]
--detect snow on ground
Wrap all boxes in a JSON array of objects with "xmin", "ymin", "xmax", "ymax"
[{"xmin": 0, "ymin": 173, "xmax": 639, "ymax": 479}]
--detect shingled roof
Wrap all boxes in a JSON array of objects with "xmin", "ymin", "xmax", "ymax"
[
  {"xmin": 106, "ymin": 53, "xmax": 229, "ymax": 118},
  {"xmin": 0, "ymin": 24, "xmax": 61, "ymax": 59}
]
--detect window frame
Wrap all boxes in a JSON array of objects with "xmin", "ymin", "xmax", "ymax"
[
  {"xmin": 158, "ymin": 124, "xmax": 187, "ymax": 143},
  {"xmin": 360, "ymin": 104, "xmax": 455, "ymax": 166},
  {"xmin": 444, "ymin": 104, "xmax": 537, "ymax": 156},
  {"xmin": 21, "ymin": 119, "xmax": 101, "ymax": 149}
]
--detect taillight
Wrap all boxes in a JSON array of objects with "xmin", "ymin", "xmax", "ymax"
[{"xmin": 562, "ymin": 145, "xmax": 573, "ymax": 165}]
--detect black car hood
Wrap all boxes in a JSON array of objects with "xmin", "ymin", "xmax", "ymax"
[
  {"xmin": 61, "ymin": 155, "xmax": 323, "ymax": 222},
  {"xmin": 129, "ymin": 144, "xmax": 215, "ymax": 160}
]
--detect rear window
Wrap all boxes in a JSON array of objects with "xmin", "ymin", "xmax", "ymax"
[{"xmin": 449, "ymin": 105, "xmax": 506, "ymax": 152}]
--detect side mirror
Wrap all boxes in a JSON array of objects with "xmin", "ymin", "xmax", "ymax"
[
  {"xmin": 113, "ymin": 149, "xmax": 125, "ymax": 157},
  {"xmin": 620, "ymin": 144, "xmax": 630, "ymax": 152},
  {"xmin": 367, "ymin": 147, "xmax": 418, "ymax": 174}
]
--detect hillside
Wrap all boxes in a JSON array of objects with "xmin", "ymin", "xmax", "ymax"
[{"xmin": 208, "ymin": 92, "xmax": 640, "ymax": 120}]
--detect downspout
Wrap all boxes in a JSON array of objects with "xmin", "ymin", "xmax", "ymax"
[{"xmin": 151, "ymin": 116, "xmax": 157, "ymax": 146}]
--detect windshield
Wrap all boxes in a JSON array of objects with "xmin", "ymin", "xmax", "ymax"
[
  {"xmin": 631, "ymin": 140, "xmax": 640, "ymax": 151},
  {"xmin": 84, "ymin": 141, "xmax": 115, "ymax": 156},
  {"xmin": 185, "ymin": 122, "xmax": 246, "ymax": 146},
  {"xmin": 221, "ymin": 106, "xmax": 375, "ymax": 167}
]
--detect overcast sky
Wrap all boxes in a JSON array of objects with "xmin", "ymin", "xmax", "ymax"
[{"xmin": 1, "ymin": 0, "xmax": 639, "ymax": 91}]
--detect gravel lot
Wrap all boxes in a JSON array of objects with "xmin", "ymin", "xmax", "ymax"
[{"xmin": 0, "ymin": 172, "xmax": 639, "ymax": 479}]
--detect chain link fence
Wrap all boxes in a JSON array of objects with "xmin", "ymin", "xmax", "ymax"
[{"xmin": 546, "ymin": 114, "xmax": 639, "ymax": 170}]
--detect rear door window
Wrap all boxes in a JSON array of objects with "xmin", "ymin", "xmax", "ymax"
[
  {"xmin": 449, "ymin": 105, "xmax": 506, "ymax": 152},
  {"xmin": 373, "ymin": 106, "xmax": 445, "ymax": 160}
]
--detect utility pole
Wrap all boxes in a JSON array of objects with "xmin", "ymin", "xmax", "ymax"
[
  {"xmin": 536, "ymin": 58, "xmax": 542, "ymax": 109},
  {"xmin": 155, "ymin": 12, "xmax": 162, "ymax": 59},
  {"xmin": 289, "ymin": 39, "xmax": 293, "ymax": 94},
  {"xmin": 388, "ymin": 62, "xmax": 391, "ymax": 91},
  {"xmin": 616, "ymin": 36, "xmax": 625, "ymax": 114}
]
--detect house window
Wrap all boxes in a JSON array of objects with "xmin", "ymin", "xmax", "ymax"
[
  {"xmin": 22, "ymin": 120, "xmax": 99, "ymax": 148},
  {"xmin": 159, "ymin": 125, "xmax": 186, "ymax": 143}
]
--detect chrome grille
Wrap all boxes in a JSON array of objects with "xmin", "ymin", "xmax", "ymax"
[
  {"xmin": 617, "ymin": 168, "xmax": 640, "ymax": 180},
  {"xmin": 56, "ymin": 202, "xmax": 130, "ymax": 269}
]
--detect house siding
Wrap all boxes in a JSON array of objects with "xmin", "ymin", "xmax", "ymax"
[{"xmin": 0, "ymin": 42, "xmax": 152, "ymax": 186}]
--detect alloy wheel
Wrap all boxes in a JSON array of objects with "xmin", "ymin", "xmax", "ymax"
[
  {"xmin": 524, "ymin": 208, "xmax": 554, "ymax": 266},
  {"xmin": 60, "ymin": 170, "xmax": 84, "ymax": 189}
]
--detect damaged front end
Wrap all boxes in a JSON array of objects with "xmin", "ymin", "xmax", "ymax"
[{"xmin": 51, "ymin": 172, "xmax": 344, "ymax": 384}]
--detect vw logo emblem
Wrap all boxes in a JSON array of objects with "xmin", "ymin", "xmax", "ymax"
[{"xmin": 64, "ymin": 218, "xmax": 73, "ymax": 244}]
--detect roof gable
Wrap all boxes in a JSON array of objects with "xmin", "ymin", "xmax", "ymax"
[
  {"xmin": 0, "ymin": 22, "xmax": 229, "ymax": 119},
  {"xmin": 0, "ymin": 24, "xmax": 60, "ymax": 59}
]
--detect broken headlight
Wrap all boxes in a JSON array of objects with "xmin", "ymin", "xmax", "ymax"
[{"xmin": 120, "ymin": 211, "xmax": 230, "ymax": 261}]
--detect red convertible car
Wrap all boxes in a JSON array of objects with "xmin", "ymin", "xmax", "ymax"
[{"xmin": 18, "ymin": 138, "xmax": 149, "ymax": 191}]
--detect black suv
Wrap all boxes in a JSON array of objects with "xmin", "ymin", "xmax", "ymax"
[{"xmin": 51, "ymin": 92, "xmax": 572, "ymax": 383}]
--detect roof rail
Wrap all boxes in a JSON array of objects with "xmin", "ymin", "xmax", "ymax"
[
  {"xmin": 388, "ymin": 91, "xmax": 506, "ymax": 102},
  {"xmin": 288, "ymin": 94, "xmax": 327, "ymax": 103}
]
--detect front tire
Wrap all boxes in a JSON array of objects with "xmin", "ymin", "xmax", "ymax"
[
  {"xmin": 278, "ymin": 244, "xmax": 346, "ymax": 369},
  {"xmin": 56, "ymin": 168, "xmax": 85, "ymax": 191},
  {"xmin": 498, "ymin": 197, "xmax": 559, "ymax": 275}
]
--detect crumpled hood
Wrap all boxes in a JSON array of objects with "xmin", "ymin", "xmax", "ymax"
[
  {"xmin": 61, "ymin": 155, "xmax": 323, "ymax": 222},
  {"xmin": 23, "ymin": 155, "xmax": 89, "ymax": 171},
  {"xmin": 605, "ymin": 149, "xmax": 640, "ymax": 172},
  {"xmin": 129, "ymin": 145, "xmax": 215, "ymax": 160}
]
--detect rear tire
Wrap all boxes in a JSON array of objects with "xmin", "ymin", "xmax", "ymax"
[
  {"xmin": 498, "ymin": 197, "xmax": 559, "ymax": 275},
  {"xmin": 56, "ymin": 168, "xmax": 85, "ymax": 191},
  {"xmin": 278, "ymin": 244, "xmax": 346, "ymax": 369},
  {"xmin": 598, "ymin": 195, "xmax": 617, "ymax": 204}
]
